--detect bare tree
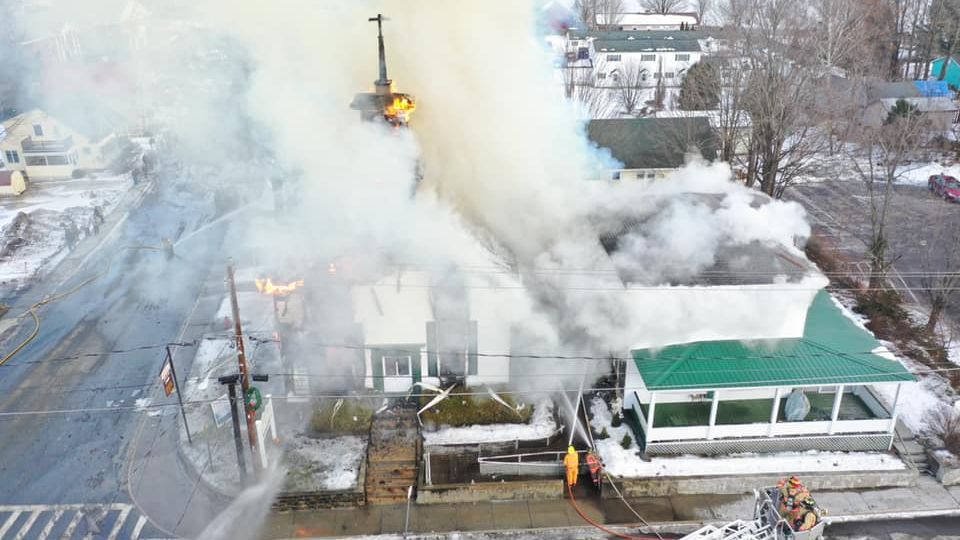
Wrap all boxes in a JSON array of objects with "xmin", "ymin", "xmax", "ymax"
[
  {"xmin": 812, "ymin": 0, "xmax": 868, "ymax": 73},
  {"xmin": 717, "ymin": 0, "xmax": 752, "ymax": 28},
  {"xmin": 598, "ymin": 0, "xmax": 626, "ymax": 28},
  {"xmin": 576, "ymin": 0, "xmax": 626, "ymax": 29},
  {"xmin": 738, "ymin": 0, "xmax": 827, "ymax": 198},
  {"xmin": 640, "ymin": 0, "xmax": 689, "ymax": 14},
  {"xmin": 574, "ymin": 0, "xmax": 601, "ymax": 29},
  {"xmin": 652, "ymin": 59, "xmax": 666, "ymax": 110},
  {"xmin": 612, "ymin": 62, "xmax": 649, "ymax": 114},
  {"xmin": 562, "ymin": 65, "xmax": 618, "ymax": 118},
  {"xmin": 715, "ymin": 61, "xmax": 750, "ymax": 163},
  {"xmin": 846, "ymin": 102, "xmax": 932, "ymax": 290},
  {"xmin": 919, "ymin": 209, "xmax": 960, "ymax": 332},
  {"xmin": 692, "ymin": 0, "xmax": 713, "ymax": 23}
]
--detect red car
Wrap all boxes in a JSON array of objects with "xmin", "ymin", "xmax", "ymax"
[{"xmin": 928, "ymin": 174, "xmax": 960, "ymax": 202}]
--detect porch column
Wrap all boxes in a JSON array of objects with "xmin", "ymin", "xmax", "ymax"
[
  {"xmin": 768, "ymin": 387, "xmax": 783, "ymax": 437},
  {"xmin": 706, "ymin": 390, "xmax": 720, "ymax": 440},
  {"xmin": 647, "ymin": 392, "xmax": 657, "ymax": 442},
  {"xmin": 888, "ymin": 382, "xmax": 903, "ymax": 433},
  {"xmin": 828, "ymin": 384, "xmax": 845, "ymax": 435}
]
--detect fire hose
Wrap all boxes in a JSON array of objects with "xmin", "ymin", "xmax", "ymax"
[{"xmin": 566, "ymin": 483, "xmax": 662, "ymax": 540}]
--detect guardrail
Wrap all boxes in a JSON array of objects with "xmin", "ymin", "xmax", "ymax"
[{"xmin": 477, "ymin": 450, "xmax": 587, "ymax": 477}]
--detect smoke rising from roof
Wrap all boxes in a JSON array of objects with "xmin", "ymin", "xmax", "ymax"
[{"xmin": 13, "ymin": 0, "xmax": 823, "ymax": 368}]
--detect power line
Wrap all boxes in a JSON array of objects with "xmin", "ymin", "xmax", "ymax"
[{"xmin": 0, "ymin": 367, "xmax": 956, "ymax": 419}]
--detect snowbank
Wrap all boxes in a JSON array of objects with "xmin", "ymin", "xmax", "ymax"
[
  {"xmin": 423, "ymin": 399, "xmax": 557, "ymax": 446},
  {"xmin": 285, "ymin": 435, "xmax": 366, "ymax": 491},
  {"xmin": 874, "ymin": 375, "xmax": 947, "ymax": 433},
  {"xmin": 588, "ymin": 397, "xmax": 905, "ymax": 478},
  {"xmin": 0, "ymin": 173, "xmax": 131, "ymax": 290}
]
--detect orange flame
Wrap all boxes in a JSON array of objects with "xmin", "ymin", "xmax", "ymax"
[
  {"xmin": 386, "ymin": 95, "xmax": 416, "ymax": 122},
  {"xmin": 255, "ymin": 277, "xmax": 304, "ymax": 296}
]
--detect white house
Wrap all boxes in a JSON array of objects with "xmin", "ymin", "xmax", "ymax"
[
  {"xmin": 596, "ymin": 12, "xmax": 700, "ymax": 31},
  {"xmin": 565, "ymin": 30, "xmax": 709, "ymax": 88},
  {"xmin": 352, "ymin": 270, "xmax": 519, "ymax": 393},
  {"xmin": 0, "ymin": 110, "xmax": 120, "ymax": 179}
]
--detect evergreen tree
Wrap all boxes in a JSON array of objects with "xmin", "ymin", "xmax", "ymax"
[
  {"xmin": 885, "ymin": 98, "xmax": 920, "ymax": 125},
  {"xmin": 678, "ymin": 61, "xmax": 721, "ymax": 110}
]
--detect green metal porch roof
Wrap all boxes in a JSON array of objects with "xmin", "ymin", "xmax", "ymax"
[{"xmin": 632, "ymin": 291, "xmax": 915, "ymax": 391}]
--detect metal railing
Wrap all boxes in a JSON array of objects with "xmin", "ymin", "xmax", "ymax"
[
  {"xmin": 477, "ymin": 450, "xmax": 587, "ymax": 477},
  {"xmin": 21, "ymin": 135, "xmax": 74, "ymax": 154}
]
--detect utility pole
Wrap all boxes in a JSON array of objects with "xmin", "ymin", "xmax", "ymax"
[
  {"xmin": 227, "ymin": 261, "xmax": 262, "ymax": 475},
  {"xmin": 219, "ymin": 374, "xmax": 247, "ymax": 483}
]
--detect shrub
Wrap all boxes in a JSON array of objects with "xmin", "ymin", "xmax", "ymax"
[
  {"xmin": 620, "ymin": 434, "xmax": 632, "ymax": 449},
  {"xmin": 597, "ymin": 427, "xmax": 609, "ymax": 440},
  {"xmin": 927, "ymin": 405, "xmax": 960, "ymax": 456},
  {"xmin": 309, "ymin": 398, "xmax": 373, "ymax": 435},
  {"xmin": 419, "ymin": 388, "xmax": 533, "ymax": 427}
]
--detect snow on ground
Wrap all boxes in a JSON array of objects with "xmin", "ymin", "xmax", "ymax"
[
  {"xmin": 184, "ymin": 337, "xmax": 233, "ymax": 395},
  {"xmin": 897, "ymin": 161, "xmax": 960, "ymax": 186},
  {"xmin": 423, "ymin": 399, "xmax": 557, "ymax": 446},
  {"xmin": 0, "ymin": 173, "xmax": 132, "ymax": 291},
  {"xmin": 588, "ymin": 397, "xmax": 905, "ymax": 477},
  {"xmin": 829, "ymin": 292, "xmax": 953, "ymax": 434},
  {"xmin": 285, "ymin": 435, "xmax": 366, "ymax": 491},
  {"xmin": 874, "ymin": 374, "xmax": 950, "ymax": 433},
  {"xmin": 793, "ymin": 149, "xmax": 960, "ymax": 187}
]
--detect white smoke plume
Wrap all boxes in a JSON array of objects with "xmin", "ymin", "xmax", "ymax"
[{"xmin": 11, "ymin": 0, "xmax": 822, "ymax": 387}]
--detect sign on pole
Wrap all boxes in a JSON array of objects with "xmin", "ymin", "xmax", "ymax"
[
  {"xmin": 160, "ymin": 359, "xmax": 175, "ymax": 397},
  {"xmin": 211, "ymin": 394, "xmax": 232, "ymax": 429},
  {"xmin": 255, "ymin": 396, "xmax": 278, "ymax": 468}
]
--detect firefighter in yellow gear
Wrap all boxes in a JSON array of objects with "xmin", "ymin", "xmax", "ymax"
[{"xmin": 563, "ymin": 446, "xmax": 579, "ymax": 487}]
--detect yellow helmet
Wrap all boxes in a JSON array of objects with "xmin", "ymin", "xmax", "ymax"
[{"xmin": 568, "ymin": 446, "xmax": 576, "ymax": 454}]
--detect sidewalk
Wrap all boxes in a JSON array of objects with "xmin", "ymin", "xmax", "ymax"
[{"xmin": 259, "ymin": 476, "xmax": 960, "ymax": 539}]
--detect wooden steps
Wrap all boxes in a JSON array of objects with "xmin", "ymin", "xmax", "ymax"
[{"xmin": 365, "ymin": 410, "xmax": 420, "ymax": 504}]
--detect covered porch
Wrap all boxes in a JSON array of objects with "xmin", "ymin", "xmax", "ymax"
[
  {"xmin": 624, "ymin": 292, "xmax": 915, "ymax": 455},
  {"xmin": 630, "ymin": 382, "xmax": 906, "ymax": 455}
]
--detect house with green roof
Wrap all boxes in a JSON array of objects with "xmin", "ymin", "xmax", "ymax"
[
  {"xmin": 624, "ymin": 290, "xmax": 914, "ymax": 455},
  {"xmin": 564, "ymin": 30, "xmax": 710, "ymax": 89},
  {"xmin": 587, "ymin": 117, "xmax": 717, "ymax": 180}
]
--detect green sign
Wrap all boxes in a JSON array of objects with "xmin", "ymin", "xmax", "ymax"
[{"xmin": 245, "ymin": 386, "xmax": 263, "ymax": 412}]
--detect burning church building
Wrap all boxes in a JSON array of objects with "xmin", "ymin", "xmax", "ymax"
[{"xmin": 350, "ymin": 14, "xmax": 416, "ymax": 127}]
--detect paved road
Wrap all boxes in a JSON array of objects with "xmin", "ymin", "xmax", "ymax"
[
  {"xmin": 828, "ymin": 515, "xmax": 960, "ymax": 539},
  {"xmin": 0, "ymin": 503, "xmax": 154, "ymax": 540},
  {"xmin": 789, "ymin": 180, "xmax": 960, "ymax": 320},
  {"xmin": 0, "ymin": 171, "xmax": 245, "ymax": 537}
]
